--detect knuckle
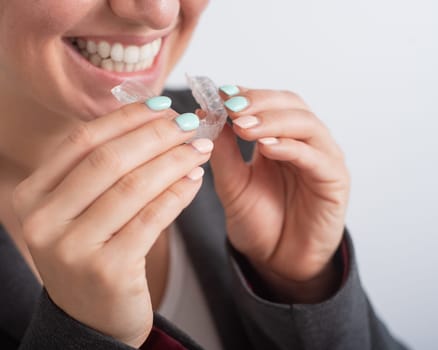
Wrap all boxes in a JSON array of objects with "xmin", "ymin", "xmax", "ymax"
[
  {"xmin": 115, "ymin": 171, "xmax": 143, "ymax": 195},
  {"xmin": 149, "ymin": 119, "xmax": 170, "ymax": 144},
  {"xmin": 292, "ymin": 143, "xmax": 311, "ymax": 164},
  {"xmin": 309, "ymin": 117, "xmax": 324, "ymax": 132},
  {"xmin": 11, "ymin": 181, "xmax": 30, "ymax": 214},
  {"xmin": 300, "ymin": 111, "xmax": 325, "ymax": 132},
  {"xmin": 118, "ymin": 103, "xmax": 151, "ymax": 125},
  {"xmin": 88, "ymin": 144, "xmax": 122, "ymax": 171},
  {"xmin": 53, "ymin": 236, "xmax": 78, "ymax": 267},
  {"xmin": 118, "ymin": 104, "xmax": 134, "ymax": 119},
  {"xmin": 90, "ymin": 261, "xmax": 108, "ymax": 285},
  {"xmin": 299, "ymin": 109, "xmax": 317, "ymax": 121},
  {"xmin": 169, "ymin": 146, "xmax": 190, "ymax": 166},
  {"xmin": 342, "ymin": 167, "xmax": 352, "ymax": 187},
  {"xmin": 138, "ymin": 203, "xmax": 160, "ymax": 226},
  {"xmin": 89, "ymin": 254, "xmax": 116, "ymax": 288},
  {"xmin": 280, "ymin": 89, "xmax": 304, "ymax": 104},
  {"xmin": 335, "ymin": 146, "xmax": 346, "ymax": 161},
  {"xmin": 281, "ymin": 89, "xmax": 299, "ymax": 99},
  {"xmin": 307, "ymin": 159, "xmax": 320, "ymax": 173},
  {"xmin": 117, "ymin": 104, "xmax": 147, "ymax": 129},
  {"xmin": 166, "ymin": 186, "xmax": 185, "ymax": 206},
  {"xmin": 127, "ymin": 274, "xmax": 147, "ymax": 296},
  {"xmin": 119, "ymin": 103, "xmax": 148, "ymax": 119},
  {"xmin": 328, "ymin": 138, "xmax": 346, "ymax": 161},
  {"xmin": 67, "ymin": 124, "xmax": 94, "ymax": 149},
  {"xmin": 21, "ymin": 209, "xmax": 48, "ymax": 249},
  {"xmin": 283, "ymin": 90, "xmax": 308, "ymax": 106}
]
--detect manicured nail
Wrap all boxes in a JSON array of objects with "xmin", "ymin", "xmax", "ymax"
[
  {"xmin": 233, "ymin": 116, "xmax": 260, "ymax": 129},
  {"xmin": 191, "ymin": 138, "xmax": 214, "ymax": 153},
  {"xmin": 224, "ymin": 96, "xmax": 249, "ymax": 112},
  {"xmin": 145, "ymin": 96, "xmax": 172, "ymax": 111},
  {"xmin": 258, "ymin": 137, "xmax": 279, "ymax": 145},
  {"xmin": 186, "ymin": 167, "xmax": 204, "ymax": 181},
  {"xmin": 175, "ymin": 113, "xmax": 200, "ymax": 131},
  {"xmin": 219, "ymin": 85, "xmax": 240, "ymax": 97}
]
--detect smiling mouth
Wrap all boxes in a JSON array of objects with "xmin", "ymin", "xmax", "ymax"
[{"xmin": 68, "ymin": 37, "xmax": 162, "ymax": 73}]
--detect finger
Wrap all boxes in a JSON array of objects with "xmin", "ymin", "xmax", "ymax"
[
  {"xmin": 257, "ymin": 137, "xmax": 342, "ymax": 182},
  {"xmin": 68, "ymin": 139, "xmax": 212, "ymax": 244},
  {"xmin": 220, "ymin": 87, "xmax": 310, "ymax": 118},
  {"xmin": 106, "ymin": 170, "xmax": 204, "ymax": 257},
  {"xmin": 44, "ymin": 114, "xmax": 200, "ymax": 222},
  {"xmin": 15, "ymin": 102, "xmax": 177, "ymax": 218},
  {"xmin": 210, "ymin": 124, "xmax": 251, "ymax": 207},
  {"xmin": 230, "ymin": 109, "xmax": 340, "ymax": 155}
]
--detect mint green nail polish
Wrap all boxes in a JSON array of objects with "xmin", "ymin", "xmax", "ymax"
[
  {"xmin": 175, "ymin": 113, "xmax": 200, "ymax": 131},
  {"xmin": 219, "ymin": 85, "xmax": 240, "ymax": 96},
  {"xmin": 224, "ymin": 96, "xmax": 249, "ymax": 112},
  {"xmin": 145, "ymin": 96, "xmax": 172, "ymax": 111}
]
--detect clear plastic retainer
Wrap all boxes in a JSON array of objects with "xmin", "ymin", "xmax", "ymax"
[{"xmin": 111, "ymin": 75, "xmax": 228, "ymax": 140}]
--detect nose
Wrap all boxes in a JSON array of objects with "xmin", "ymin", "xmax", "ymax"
[{"xmin": 109, "ymin": 0, "xmax": 180, "ymax": 29}]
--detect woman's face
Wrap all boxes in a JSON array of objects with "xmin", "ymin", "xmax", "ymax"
[{"xmin": 0, "ymin": 0, "xmax": 208, "ymax": 120}]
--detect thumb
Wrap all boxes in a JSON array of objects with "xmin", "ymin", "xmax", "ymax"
[{"xmin": 210, "ymin": 124, "xmax": 250, "ymax": 206}]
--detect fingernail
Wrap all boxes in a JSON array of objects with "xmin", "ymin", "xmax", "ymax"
[
  {"xmin": 258, "ymin": 137, "xmax": 279, "ymax": 145},
  {"xmin": 186, "ymin": 167, "xmax": 204, "ymax": 181},
  {"xmin": 175, "ymin": 113, "xmax": 200, "ymax": 131},
  {"xmin": 145, "ymin": 96, "xmax": 172, "ymax": 111},
  {"xmin": 219, "ymin": 85, "xmax": 240, "ymax": 97},
  {"xmin": 191, "ymin": 138, "xmax": 214, "ymax": 153},
  {"xmin": 233, "ymin": 116, "xmax": 260, "ymax": 129},
  {"xmin": 224, "ymin": 96, "xmax": 249, "ymax": 112}
]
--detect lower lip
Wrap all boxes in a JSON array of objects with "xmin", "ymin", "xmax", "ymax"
[{"xmin": 62, "ymin": 38, "xmax": 166, "ymax": 88}]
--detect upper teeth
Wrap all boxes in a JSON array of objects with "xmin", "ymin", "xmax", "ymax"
[{"xmin": 74, "ymin": 38, "xmax": 162, "ymax": 72}]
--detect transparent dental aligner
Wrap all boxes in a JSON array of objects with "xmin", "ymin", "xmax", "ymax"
[
  {"xmin": 185, "ymin": 75, "xmax": 228, "ymax": 140},
  {"xmin": 111, "ymin": 79, "xmax": 155, "ymax": 104},
  {"xmin": 111, "ymin": 75, "xmax": 228, "ymax": 140}
]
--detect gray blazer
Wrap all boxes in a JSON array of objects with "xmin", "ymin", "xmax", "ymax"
[{"xmin": 0, "ymin": 90, "xmax": 408, "ymax": 349}]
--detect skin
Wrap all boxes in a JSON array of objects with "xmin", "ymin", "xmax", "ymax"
[
  {"xmin": 0, "ymin": 0, "xmax": 350, "ymax": 347},
  {"xmin": 212, "ymin": 89, "xmax": 350, "ymax": 302}
]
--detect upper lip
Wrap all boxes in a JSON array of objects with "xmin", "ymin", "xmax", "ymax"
[{"xmin": 66, "ymin": 28, "xmax": 174, "ymax": 46}]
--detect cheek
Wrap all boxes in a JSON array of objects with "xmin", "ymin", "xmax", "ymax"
[
  {"xmin": 181, "ymin": 0, "xmax": 209, "ymax": 19},
  {"xmin": 0, "ymin": 0, "xmax": 90, "ymax": 85},
  {"xmin": 177, "ymin": 0, "xmax": 209, "ymax": 43},
  {"xmin": 0, "ymin": 0, "xmax": 95, "ymax": 72},
  {"xmin": 0, "ymin": 0, "xmax": 92, "ymax": 42},
  {"xmin": 163, "ymin": 0, "xmax": 208, "ymax": 70},
  {"xmin": 0, "ymin": 0, "xmax": 99, "ymax": 117}
]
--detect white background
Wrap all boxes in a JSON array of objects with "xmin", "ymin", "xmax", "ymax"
[{"xmin": 167, "ymin": 1, "xmax": 438, "ymax": 349}]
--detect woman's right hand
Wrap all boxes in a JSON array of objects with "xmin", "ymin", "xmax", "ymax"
[{"xmin": 11, "ymin": 101, "xmax": 212, "ymax": 347}]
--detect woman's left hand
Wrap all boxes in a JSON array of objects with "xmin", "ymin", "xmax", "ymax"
[{"xmin": 210, "ymin": 87, "xmax": 351, "ymax": 303}]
